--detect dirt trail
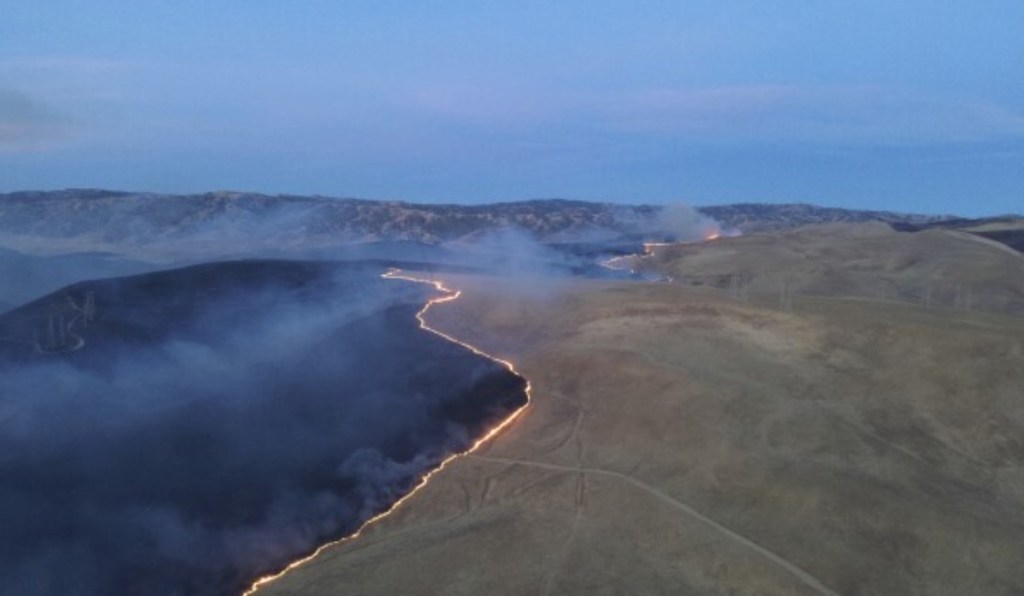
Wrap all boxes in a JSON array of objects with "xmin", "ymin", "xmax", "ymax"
[{"xmin": 469, "ymin": 454, "xmax": 841, "ymax": 596}]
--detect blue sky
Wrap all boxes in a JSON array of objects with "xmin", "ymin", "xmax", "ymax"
[{"xmin": 1, "ymin": 1, "xmax": 1022, "ymax": 215}]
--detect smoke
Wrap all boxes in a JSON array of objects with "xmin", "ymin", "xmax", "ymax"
[
  {"xmin": 0, "ymin": 194, "xmax": 724, "ymax": 596},
  {"xmin": 0, "ymin": 261, "xmax": 526, "ymax": 595},
  {"xmin": 449, "ymin": 227, "xmax": 566, "ymax": 281},
  {"xmin": 650, "ymin": 203, "xmax": 722, "ymax": 241}
]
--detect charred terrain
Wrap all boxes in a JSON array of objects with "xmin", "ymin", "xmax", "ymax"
[
  {"xmin": 0, "ymin": 259, "xmax": 525, "ymax": 596},
  {"xmin": 1, "ymin": 191, "xmax": 1022, "ymax": 596}
]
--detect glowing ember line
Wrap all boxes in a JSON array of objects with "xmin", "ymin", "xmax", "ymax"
[
  {"xmin": 602, "ymin": 231, "xmax": 725, "ymax": 279},
  {"xmin": 243, "ymin": 269, "xmax": 531, "ymax": 595}
]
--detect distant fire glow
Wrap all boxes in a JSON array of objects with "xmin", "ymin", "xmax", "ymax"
[
  {"xmin": 244, "ymin": 269, "xmax": 531, "ymax": 595},
  {"xmin": 601, "ymin": 227, "xmax": 733, "ymax": 276}
]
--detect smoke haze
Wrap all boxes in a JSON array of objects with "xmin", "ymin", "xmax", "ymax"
[
  {"xmin": 0, "ymin": 194, "xmax": 723, "ymax": 595},
  {"xmin": 0, "ymin": 260, "xmax": 526, "ymax": 595},
  {"xmin": 652, "ymin": 203, "xmax": 722, "ymax": 241}
]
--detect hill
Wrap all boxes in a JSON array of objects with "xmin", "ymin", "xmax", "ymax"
[
  {"xmin": 256, "ymin": 224, "xmax": 1024, "ymax": 596},
  {"xmin": 0, "ymin": 259, "xmax": 526, "ymax": 596},
  {"xmin": 893, "ymin": 216, "xmax": 1024, "ymax": 253},
  {"xmin": 0, "ymin": 190, "xmax": 949, "ymax": 259},
  {"xmin": 699, "ymin": 202, "xmax": 953, "ymax": 233},
  {"xmin": 0, "ymin": 245, "xmax": 153, "ymax": 311},
  {"xmin": 628, "ymin": 222, "xmax": 1024, "ymax": 317}
]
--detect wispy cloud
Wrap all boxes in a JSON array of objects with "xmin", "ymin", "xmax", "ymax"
[
  {"xmin": 399, "ymin": 83, "xmax": 1024, "ymax": 146},
  {"xmin": 0, "ymin": 56, "xmax": 131, "ymax": 74},
  {"xmin": 0, "ymin": 56, "xmax": 144, "ymax": 152},
  {"xmin": 609, "ymin": 85, "xmax": 1024, "ymax": 144},
  {"xmin": 400, "ymin": 84, "xmax": 581, "ymax": 128},
  {"xmin": 0, "ymin": 55, "xmax": 137, "ymax": 103},
  {"xmin": 0, "ymin": 88, "xmax": 78, "ymax": 151}
]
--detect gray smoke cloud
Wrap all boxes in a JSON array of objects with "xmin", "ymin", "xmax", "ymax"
[{"xmin": 651, "ymin": 203, "xmax": 722, "ymax": 241}]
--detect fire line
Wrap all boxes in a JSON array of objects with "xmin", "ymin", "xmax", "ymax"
[
  {"xmin": 600, "ymin": 230, "xmax": 724, "ymax": 277},
  {"xmin": 242, "ymin": 269, "xmax": 531, "ymax": 595}
]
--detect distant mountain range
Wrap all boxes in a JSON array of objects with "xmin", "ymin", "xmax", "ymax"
[
  {"xmin": 0, "ymin": 189, "xmax": 960, "ymax": 258},
  {"xmin": 698, "ymin": 202, "xmax": 956, "ymax": 233}
]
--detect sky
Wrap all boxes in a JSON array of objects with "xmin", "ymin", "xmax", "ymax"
[{"xmin": 1, "ymin": 1, "xmax": 1022, "ymax": 216}]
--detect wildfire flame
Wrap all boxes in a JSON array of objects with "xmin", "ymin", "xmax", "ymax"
[
  {"xmin": 243, "ymin": 269, "xmax": 530, "ymax": 595},
  {"xmin": 601, "ymin": 230, "xmax": 728, "ymax": 279}
]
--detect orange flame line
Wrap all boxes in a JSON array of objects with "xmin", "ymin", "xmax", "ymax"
[{"xmin": 243, "ymin": 269, "xmax": 531, "ymax": 595}]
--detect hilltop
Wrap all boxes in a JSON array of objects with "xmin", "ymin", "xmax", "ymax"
[
  {"xmin": 630, "ymin": 221, "xmax": 1024, "ymax": 317},
  {"xmin": 0, "ymin": 189, "xmax": 950, "ymax": 258}
]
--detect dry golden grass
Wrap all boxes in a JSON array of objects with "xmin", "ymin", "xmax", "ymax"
[
  {"xmin": 631, "ymin": 223, "xmax": 1024, "ymax": 317},
  {"xmin": 261, "ymin": 225, "xmax": 1024, "ymax": 595}
]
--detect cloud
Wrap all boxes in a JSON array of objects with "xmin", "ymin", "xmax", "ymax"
[
  {"xmin": 0, "ymin": 88, "xmax": 77, "ymax": 151},
  {"xmin": 609, "ymin": 85, "xmax": 1024, "ymax": 144},
  {"xmin": 398, "ymin": 83, "xmax": 1024, "ymax": 146},
  {"xmin": 402, "ymin": 84, "xmax": 580, "ymax": 128},
  {"xmin": 0, "ymin": 56, "xmax": 131, "ymax": 76},
  {"xmin": 0, "ymin": 57, "xmax": 134, "ymax": 98}
]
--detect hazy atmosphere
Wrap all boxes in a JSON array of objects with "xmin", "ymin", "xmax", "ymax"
[
  {"xmin": 3, "ymin": 4, "xmax": 1024, "ymax": 596},
  {"xmin": 2, "ymin": 1, "xmax": 1022, "ymax": 215},
  {"xmin": 0, "ymin": 261, "xmax": 527, "ymax": 595}
]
